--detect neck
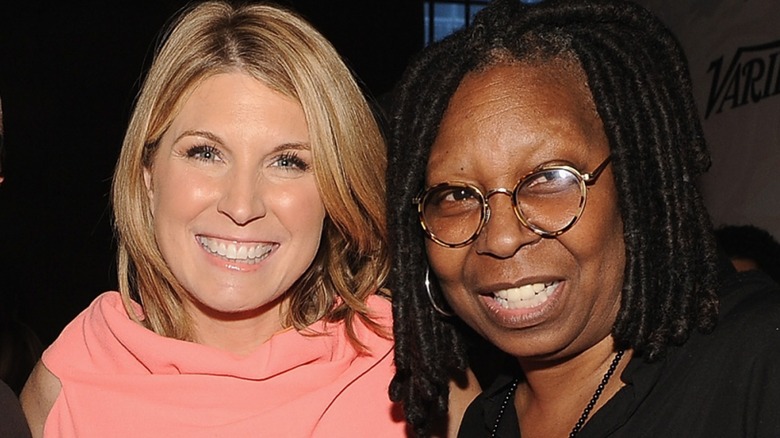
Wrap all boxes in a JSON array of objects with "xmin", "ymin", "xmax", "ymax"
[
  {"xmin": 514, "ymin": 338, "xmax": 631, "ymax": 437},
  {"xmin": 186, "ymin": 298, "xmax": 290, "ymax": 357}
]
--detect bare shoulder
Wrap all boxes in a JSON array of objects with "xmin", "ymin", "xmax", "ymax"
[
  {"xmin": 20, "ymin": 361, "xmax": 62, "ymax": 438},
  {"xmin": 447, "ymin": 368, "xmax": 481, "ymax": 438}
]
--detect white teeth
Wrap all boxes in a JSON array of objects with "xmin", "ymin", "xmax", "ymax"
[
  {"xmin": 226, "ymin": 244, "xmax": 237, "ymax": 259},
  {"xmin": 197, "ymin": 236, "xmax": 273, "ymax": 264},
  {"xmin": 492, "ymin": 281, "xmax": 559, "ymax": 309}
]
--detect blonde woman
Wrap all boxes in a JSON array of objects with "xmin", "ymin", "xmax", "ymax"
[{"xmin": 21, "ymin": 2, "xmax": 406, "ymax": 436}]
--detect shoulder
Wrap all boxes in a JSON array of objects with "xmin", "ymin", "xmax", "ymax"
[
  {"xmin": 715, "ymin": 270, "xmax": 780, "ymax": 347},
  {"xmin": 20, "ymin": 361, "xmax": 61, "ymax": 438},
  {"xmin": 38, "ymin": 291, "xmax": 144, "ymax": 388},
  {"xmin": 52, "ymin": 292, "xmax": 127, "ymax": 339},
  {"xmin": 628, "ymin": 273, "xmax": 780, "ymax": 435},
  {"xmin": 669, "ymin": 270, "xmax": 780, "ymax": 380},
  {"xmin": 42, "ymin": 292, "xmax": 122, "ymax": 368}
]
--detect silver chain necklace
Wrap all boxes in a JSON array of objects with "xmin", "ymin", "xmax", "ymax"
[{"xmin": 490, "ymin": 350, "xmax": 626, "ymax": 438}]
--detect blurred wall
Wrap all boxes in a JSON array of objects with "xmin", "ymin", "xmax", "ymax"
[{"xmin": 634, "ymin": 0, "xmax": 780, "ymax": 239}]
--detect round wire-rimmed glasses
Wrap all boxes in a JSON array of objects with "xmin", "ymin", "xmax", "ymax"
[{"xmin": 413, "ymin": 156, "xmax": 612, "ymax": 248}]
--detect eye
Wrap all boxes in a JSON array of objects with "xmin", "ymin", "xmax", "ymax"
[
  {"xmin": 185, "ymin": 144, "xmax": 222, "ymax": 162},
  {"xmin": 521, "ymin": 169, "xmax": 579, "ymax": 196},
  {"xmin": 426, "ymin": 185, "xmax": 482, "ymax": 214},
  {"xmin": 272, "ymin": 151, "xmax": 310, "ymax": 172},
  {"xmin": 444, "ymin": 187, "xmax": 477, "ymax": 202}
]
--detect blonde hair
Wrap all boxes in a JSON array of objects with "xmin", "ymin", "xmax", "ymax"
[{"xmin": 112, "ymin": 1, "xmax": 389, "ymax": 347}]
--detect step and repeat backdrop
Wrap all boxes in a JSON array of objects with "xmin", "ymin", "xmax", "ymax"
[{"xmin": 636, "ymin": 0, "xmax": 780, "ymax": 238}]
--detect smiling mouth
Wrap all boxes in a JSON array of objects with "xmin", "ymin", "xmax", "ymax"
[
  {"xmin": 492, "ymin": 281, "xmax": 560, "ymax": 309},
  {"xmin": 196, "ymin": 236, "xmax": 276, "ymax": 264}
]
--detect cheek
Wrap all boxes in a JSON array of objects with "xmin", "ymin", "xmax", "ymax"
[
  {"xmin": 281, "ymin": 187, "xmax": 326, "ymax": 272},
  {"xmin": 576, "ymin": 210, "xmax": 623, "ymax": 257},
  {"xmin": 425, "ymin": 241, "xmax": 468, "ymax": 292},
  {"xmin": 274, "ymin": 184, "xmax": 326, "ymax": 236},
  {"xmin": 573, "ymin": 171, "xmax": 624, "ymax": 244},
  {"xmin": 150, "ymin": 169, "xmax": 215, "ymax": 231},
  {"xmin": 570, "ymin": 191, "xmax": 626, "ymax": 292},
  {"xmin": 594, "ymin": 191, "xmax": 625, "ymax": 261}
]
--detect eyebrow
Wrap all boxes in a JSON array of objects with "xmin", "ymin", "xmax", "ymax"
[{"xmin": 174, "ymin": 129, "xmax": 311, "ymax": 152}]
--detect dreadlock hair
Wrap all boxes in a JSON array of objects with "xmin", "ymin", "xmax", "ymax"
[{"xmin": 386, "ymin": 0, "xmax": 720, "ymax": 434}]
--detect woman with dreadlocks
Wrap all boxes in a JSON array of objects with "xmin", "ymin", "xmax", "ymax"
[{"xmin": 386, "ymin": 0, "xmax": 780, "ymax": 436}]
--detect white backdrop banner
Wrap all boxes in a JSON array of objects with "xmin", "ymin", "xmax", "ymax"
[{"xmin": 633, "ymin": 0, "xmax": 780, "ymax": 238}]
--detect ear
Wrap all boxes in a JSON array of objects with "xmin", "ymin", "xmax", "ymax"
[{"xmin": 143, "ymin": 166, "xmax": 154, "ymax": 206}]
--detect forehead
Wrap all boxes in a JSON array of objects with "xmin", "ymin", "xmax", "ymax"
[
  {"xmin": 173, "ymin": 73, "xmax": 305, "ymax": 127},
  {"xmin": 427, "ymin": 61, "xmax": 607, "ymax": 181}
]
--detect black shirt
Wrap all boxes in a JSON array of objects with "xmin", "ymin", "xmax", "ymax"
[{"xmin": 459, "ymin": 270, "xmax": 780, "ymax": 437}]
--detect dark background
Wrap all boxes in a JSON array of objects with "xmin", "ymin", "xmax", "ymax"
[{"xmin": 0, "ymin": 1, "xmax": 423, "ymax": 346}]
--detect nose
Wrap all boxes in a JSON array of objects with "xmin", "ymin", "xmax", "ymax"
[
  {"xmin": 474, "ymin": 189, "xmax": 540, "ymax": 258},
  {"xmin": 217, "ymin": 168, "xmax": 266, "ymax": 225}
]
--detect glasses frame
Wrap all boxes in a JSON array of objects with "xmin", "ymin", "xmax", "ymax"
[{"xmin": 414, "ymin": 156, "xmax": 612, "ymax": 248}]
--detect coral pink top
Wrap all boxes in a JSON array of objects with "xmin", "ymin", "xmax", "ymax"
[{"xmin": 42, "ymin": 292, "xmax": 407, "ymax": 437}]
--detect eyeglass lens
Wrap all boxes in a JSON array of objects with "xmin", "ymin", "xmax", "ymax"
[
  {"xmin": 515, "ymin": 168, "xmax": 583, "ymax": 233},
  {"xmin": 422, "ymin": 167, "xmax": 584, "ymax": 245}
]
